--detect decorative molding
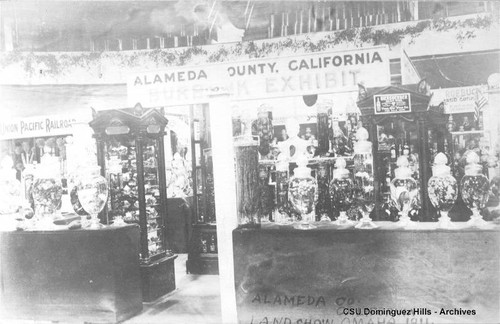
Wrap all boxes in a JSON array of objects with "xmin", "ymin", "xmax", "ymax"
[{"xmin": 0, "ymin": 15, "xmax": 495, "ymax": 84}]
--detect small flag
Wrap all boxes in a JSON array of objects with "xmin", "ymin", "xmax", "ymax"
[
  {"xmin": 474, "ymin": 88, "xmax": 488, "ymax": 123},
  {"xmin": 401, "ymin": 49, "xmax": 421, "ymax": 85}
]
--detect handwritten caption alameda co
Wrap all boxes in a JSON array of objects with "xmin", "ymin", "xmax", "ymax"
[{"xmin": 249, "ymin": 294, "xmax": 478, "ymax": 324}]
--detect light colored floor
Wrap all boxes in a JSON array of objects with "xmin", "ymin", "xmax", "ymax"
[{"xmin": 124, "ymin": 253, "xmax": 222, "ymax": 324}]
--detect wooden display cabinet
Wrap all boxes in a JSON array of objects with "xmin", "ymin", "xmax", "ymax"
[
  {"xmin": 186, "ymin": 104, "xmax": 219, "ymax": 274},
  {"xmin": 89, "ymin": 105, "xmax": 177, "ymax": 302},
  {"xmin": 357, "ymin": 85, "xmax": 448, "ymax": 221}
]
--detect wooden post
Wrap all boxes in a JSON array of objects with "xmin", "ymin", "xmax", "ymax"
[
  {"xmin": 208, "ymin": 93, "xmax": 238, "ymax": 324},
  {"xmin": 367, "ymin": 118, "xmax": 381, "ymax": 220},
  {"xmin": 416, "ymin": 114, "xmax": 430, "ymax": 221},
  {"xmin": 157, "ymin": 133, "xmax": 169, "ymax": 252},
  {"xmin": 135, "ymin": 134, "xmax": 149, "ymax": 260}
]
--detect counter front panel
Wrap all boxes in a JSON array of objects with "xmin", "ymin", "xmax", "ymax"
[
  {"xmin": 0, "ymin": 225, "xmax": 143, "ymax": 323},
  {"xmin": 233, "ymin": 222, "xmax": 500, "ymax": 324}
]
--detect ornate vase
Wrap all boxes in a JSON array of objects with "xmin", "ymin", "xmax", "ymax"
[
  {"xmin": 330, "ymin": 157, "xmax": 355, "ymax": 226},
  {"xmin": 390, "ymin": 156, "xmax": 419, "ymax": 228},
  {"xmin": 289, "ymin": 155, "xmax": 317, "ymax": 229},
  {"xmin": 353, "ymin": 127, "xmax": 377, "ymax": 229},
  {"xmin": 0, "ymin": 157, "xmax": 21, "ymax": 215},
  {"xmin": 428, "ymin": 153, "xmax": 458, "ymax": 229},
  {"xmin": 460, "ymin": 151, "xmax": 491, "ymax": 228},
  {"xmin": 31, "ymin": 155, "xmax": 63, "ymax": 228},
  {"xmin": 76, "ymin": 165, "xmax": 109, "ymax": 229}
]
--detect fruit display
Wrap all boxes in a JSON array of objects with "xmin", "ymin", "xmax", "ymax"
[{"xmin": 105, "ymin": 137, "xmax": 165, "ymax": 258}]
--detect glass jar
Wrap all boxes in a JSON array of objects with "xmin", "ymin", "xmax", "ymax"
[
  {"xmin": 289, "ymin": 155, "xmax": 317, "ymax": 229},
  {"xmin": 329, "ymin": 157, "xmax": 355, "ymax": 226},
  {"xmin": 428, "ymin": 153, "xmax": 458, "ymax": 229},
  {"xmin": 76, "ymin": 165, "xmax": 109, "ymax": 229},
  {"xmin": 353, "ymin": 127, "xmax": 377, "ymax": 229},
  {"xmin": 31, "ymin": 155, "xmax": 63, "ymax": 228},
  {"xmin": 0, "ymin": 157, "xmax": 21, "ymax": 215},
  {"xmin": 460, "ymin": 151, "xmax": 491, "ymax": 228},
  {"xmin": 390, "ymin": 156, "xmax": 419, "ymax": 228}
]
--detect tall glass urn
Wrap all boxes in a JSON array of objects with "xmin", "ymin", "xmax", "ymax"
[
  {"xmin": 390, "ymin": 156, "xmax": 419, "ymax": 228},
  {"xmin": 428, "ymin": 153, "xmax": 458, "ymax": 229},
  {"xmin": 32, "ymin": 155, "xmax": 63, "ymax": 229},
  {"xmin": 289, "ymin": 155, "xmax": 317, "ymax": 230},
  {"xmin": 353, "ymin": 127, "xmax": 377, "ymax": 229},
  {"xmin": 76, "ymin": 165, "xmax": 109, "ymax": 229},
  {"xmin": 460, "ymin": 151, "xmax": 491, "ymax": 228},
  {"xmin": 330, "ymin": 157, "xmax": 355, "ymax": 226},
  {"xmin": 0, "ymin": 156, "xmax": 22, "ymax": 216}
]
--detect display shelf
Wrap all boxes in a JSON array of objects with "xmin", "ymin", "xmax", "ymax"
[
  {"xmin": 89, "ymin": 106, "xmax": 176, "ymax": 302},
  {"xmin": 450, "ymin": 130, "xmax": 484, "ymax": 136}
]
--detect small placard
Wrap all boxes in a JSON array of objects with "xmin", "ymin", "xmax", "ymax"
[{"xmin": 374, "ymin": 93, "xmax": 411, "ymax": 114}]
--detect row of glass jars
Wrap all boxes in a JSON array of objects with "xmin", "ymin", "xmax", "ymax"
[
  {"xmin": 2, "ymin": 154, "xmax": 109, "ymax": 230},
  {"xmin": 265, "ymin": 130, "xmax": 497, "ymax": 230}
]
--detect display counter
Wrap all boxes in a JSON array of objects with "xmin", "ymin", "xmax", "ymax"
[
  {"xmin": 233, "ymin": 222, "xmax": 500, "ymax": 324},
  {"xmin": 0, "ymin": 225, "xmax": 143, "ymax": 324}
]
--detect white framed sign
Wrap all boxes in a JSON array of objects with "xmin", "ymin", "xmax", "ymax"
[
  {"xmin": 374, "ymin": 93, "xmax": 411, "ymax": 114},
  {"xmin": 430, "ymin": 86, "xmax": 487, "ymax": 114},
  {"xmin": 0, "ymin": 115, "xmax": 79, "ymax": 140}
]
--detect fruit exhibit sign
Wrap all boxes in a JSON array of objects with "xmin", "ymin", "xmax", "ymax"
[{"xmin": 127, "ymin": 46, "xmax": 390, "ymax": 106}]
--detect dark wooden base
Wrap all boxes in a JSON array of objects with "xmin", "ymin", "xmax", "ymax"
[
  {"xmin": 187, "ymin": 223, "xmax": 219, "ymax": 274},
  {"xmin": 140, "ymin": 254, "xmax": 177, "ymax": 302},
  {"xmin": 0, "ymin": 225, "xmax": 143, "ymax": 324}
]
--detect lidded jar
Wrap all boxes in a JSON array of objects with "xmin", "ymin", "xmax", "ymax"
[
  {"xmin": 460, "ymin": 151, "xmax": 491, "ymax": 228},
  {"xmin": 329, "ymin": 157, "xmax": 355, "ymax": 226},
  {"xmin": 353, "ymin": 127, "xmax": 377, "ymax": 229},
  {"xmin": 31, "ymin": 155, "xmax": 63, "ymax": 226},
  {"xmin": 288, "ymin": 155, "xmax": 317, "ymax": 228},
  {"xmin": 76, "ymin": 165, "xmax": 109, "ymax": 229},
  {"xmin": 0, "ymin": 156, "xmax": 22, "ymax": 215},
  {"xmin": 428, "ymin": 153, "xmax": 457, "ymax": 229},
  {"xmin": 390, "ymin": 155, "xmax": 419, "ymax": 227}
]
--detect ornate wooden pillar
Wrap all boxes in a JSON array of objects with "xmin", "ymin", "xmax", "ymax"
[
  {"xmin": 365, "ymin": 116, "xmax": 381, "ymax": 220},
  {"xmin": 416, "ymin": 113, "xmax": 430, "ymax": 221},
  {"xmin": 157, "ymin": 132, "xmax": 169, "ymax": 252},
  {"xmin": 94, "ymin": 133, "xmax": 108, "ymax": 223},
  {"xmin": 135, "ymin": 132, "xmax": 149, "ymax": 261}
]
